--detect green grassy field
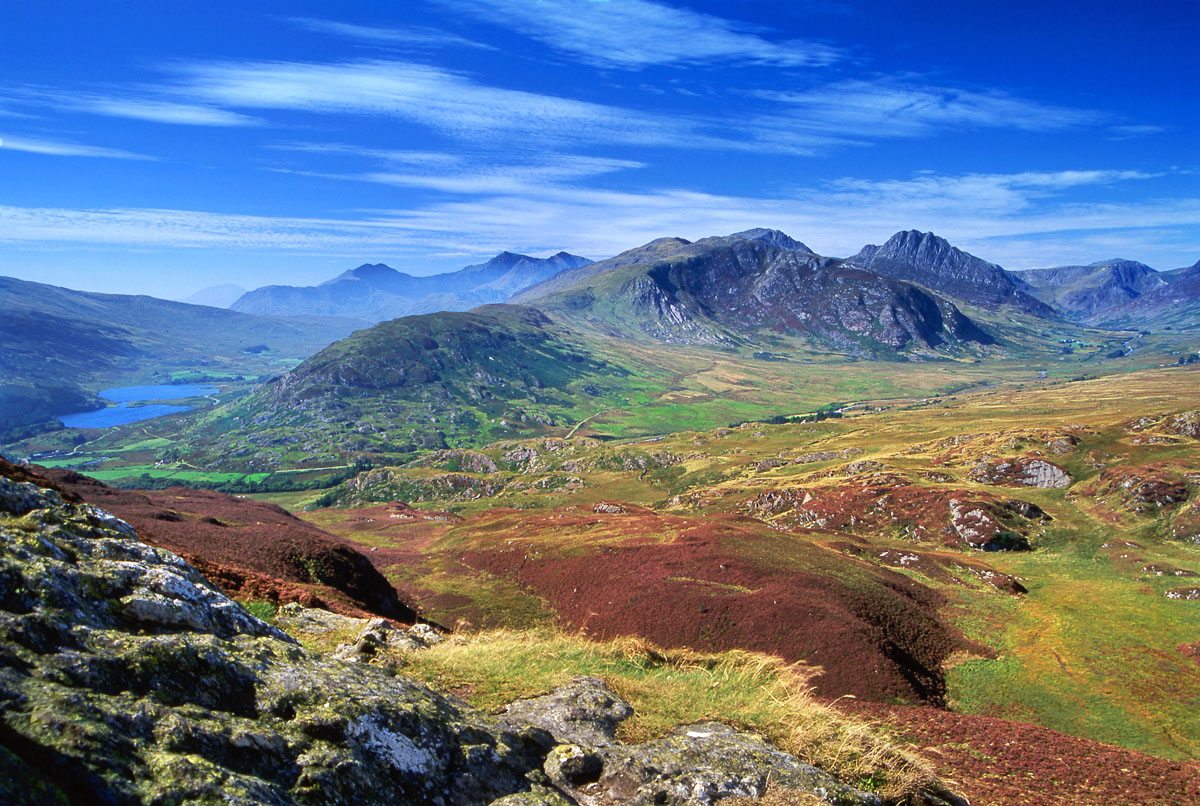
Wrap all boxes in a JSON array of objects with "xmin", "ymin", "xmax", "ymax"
[{"xmin": 300, "ymin": 364, "xmax": 1200, "ymax": 764}]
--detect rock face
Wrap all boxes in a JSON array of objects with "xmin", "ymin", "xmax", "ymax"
[
  {"xmin": 524, "ymin": 232, "xmax": 995, "ymax": 356},
  {"xmin": 848, "ymin": 230, "xmax": 1053, "ymax": 316},
  {"xmin": 0, "ymin": 472, "xmax": 882, "ymax": 806}
]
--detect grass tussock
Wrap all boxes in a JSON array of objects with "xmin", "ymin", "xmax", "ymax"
[{"xmin": 400, "ymin": 627, "xmax": 941, "ymax": 803}]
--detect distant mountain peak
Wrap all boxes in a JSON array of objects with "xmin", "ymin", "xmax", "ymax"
[
  {"xmin": 488, "ymin": 251, "xmax": 527, "ymax": 267},
  {"xmin": 731, "ymin": 228, "xmax": 811, "ymax": 253},
  {"xmin": 233, "ymin": 251, "xmax": 592, "ymax": 322},
  {"xmin": 179, "ymin": 283, "xmax": 246, "ymax": 309},
  {"xmin": 323, "ymin": 263, "xmax": 406, "ymax": 286}
]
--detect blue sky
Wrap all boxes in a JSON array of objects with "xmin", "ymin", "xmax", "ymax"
[{"xmin": 2, "ymin": 0, "xmax": 1197, "ymax": 298}]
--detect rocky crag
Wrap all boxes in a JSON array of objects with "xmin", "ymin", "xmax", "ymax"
[{"xmin": 0, "ymin": 470, "xmax": 901, "ymax": 806}]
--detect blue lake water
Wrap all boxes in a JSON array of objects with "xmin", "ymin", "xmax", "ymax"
[
  {"xmin": 58, "ymin": 384, "xmax": 219, "ymax": 429},
  {"xmin": 97, "ymin": 384, "xmax": 218, "ymax": 403}
]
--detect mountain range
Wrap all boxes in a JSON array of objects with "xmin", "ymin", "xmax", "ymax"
[
  {"xmin": 515, "ymin": 228, "xmax": 996, "ymax": 355},
  {"xmin": 229, "ymin": 251, "xmax": 592, "ymax": 322},
  {"xmin": 4, "ymin": 228, "xmax": 1197, "ymax": 454},
  {"xmin": 177, "ymin": 227, "xmax": 1192, "ymax": 471}
]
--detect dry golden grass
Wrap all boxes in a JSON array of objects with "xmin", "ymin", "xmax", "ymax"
[{"xmin": 399, "ymin": 627, "xmax": 941, "ymax": 803}]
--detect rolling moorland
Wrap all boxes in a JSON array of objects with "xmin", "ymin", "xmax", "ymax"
[{"xmin": 3, "ymin": 228, "xmax": 1200, "ymax": 805}]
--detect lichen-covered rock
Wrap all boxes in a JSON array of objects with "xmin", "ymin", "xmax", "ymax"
[
  {"xmin": 499, "ymin": 676, "xmax": 634, "ymax": 747},
  {"xmin": 594, "ymin": 722, "xmax": 882, "ymax": 806},
  {"xmin": 0, "ymin": 476, "xmax": 66, "ymax": 516},
  {"xmin": 0, "ymin": 485, "xmax": 542, "ymax": 805}
]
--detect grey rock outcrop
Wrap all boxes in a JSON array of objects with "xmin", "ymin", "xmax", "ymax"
[
  {"xmin": 968, "ymin": 458, "xmax": 1071, "ymax": 489},
  {"xmin": 500, "ymin": 680, "xmax": 881, "ymax": 806}
]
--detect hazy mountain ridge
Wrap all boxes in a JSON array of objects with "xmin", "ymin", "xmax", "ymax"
[
  {"xmin": 0, "ymin": 275, "xmax": 359, "ymax": 439},
  {"xmin": 230, "ymin": 251, "xmax": 592, "ymax": 322},
  {"xmin": 1091, "ymin": 259, "xmax": 1200, "ymax": 329},
  {"xmin": 1017, "ymin": 259, "xmax": 1168, "ymax": 318},
  {"xmin": 178, "ymin": 283, "xmax": 246, "ymax": 308}
]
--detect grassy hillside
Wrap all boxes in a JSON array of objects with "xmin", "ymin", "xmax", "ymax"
[{"xmin": 301, "ymin": 365, "xmax": 1200, "ymax": 763}]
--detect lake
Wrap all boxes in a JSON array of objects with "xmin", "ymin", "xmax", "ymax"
[{"xmin": 58, "ymin": 384, "xmax": 219, "ymax": 429}]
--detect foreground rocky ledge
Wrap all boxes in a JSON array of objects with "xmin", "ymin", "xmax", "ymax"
[{"xmin": 0, "ymin": 475, "xmax": 887, "ymax": 806}]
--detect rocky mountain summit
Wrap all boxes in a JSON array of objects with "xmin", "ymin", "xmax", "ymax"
[
  {"xmin": 0, "ymin": 470, "xmax": 902, "ymax": 806},
  {"xmin": 847, "ymin": 230, "xmax": 1053, "ymax": 316}
]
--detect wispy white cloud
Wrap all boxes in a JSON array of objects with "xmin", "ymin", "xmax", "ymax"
[
  {"xmin": 0, "ymin": 133, "xmax": 153, "ymax": 160},
  {"xmin": 5, "ymin": 57, "xmax": 1109, "ymax": 157},
  {"xmin": 1108, "ymin": 123, "xmax": 1167, "ymax": 140},
  {"xmin": 288, "ymin": 17, "xmax": 496, "ymax": 51},
  {"xmin": 8, "ymin": 88, "xmax": 260, "ymax": 127},
  {"xmin": 442, "ymin": 0, "xmax": 842, "ymax": 69},
  {"xmin": 77, "ymin": 97, "xmax": 261, "ymax": 126},
  {"xmin": 2, "ymin": 169, "xmax": 1195, "ymax": 270},
  {"xmin": 270, "ymin": 142, "xmax": 466, "ymax": 168},
  {"xmin": 166, "ymin": 60, "xmax": 1101, "ymax": 155},
  {"xmin": 353, "ymin": 153, "xmax": 644, "ymax": 194},
  {"xmin": 753, "ymin": 79, "xmax": 1103, "ymax": 143},
  {"xmin": 0, "ymin": 204, "xmax": 425, "ymax": 250},
  {"xmin": 172, "ymin": 58, "xmax": 744, "ymax": 149},
  {"xmin": 266, "ymin": 144, "xmax": 643, "ymax": 194}
]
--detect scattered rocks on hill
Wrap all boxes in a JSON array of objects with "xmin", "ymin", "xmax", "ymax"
[
  {"xmin": 1142, "ymin": 564, "xmax": 1197, "ymax": 577},
  {"xmin": 800, "ymin": 448, "xmax": 863, "ymax": 464},
  {"xmin": 1099, "ymin": 467, "xmax": 1189, "ymax": 513},
  {"xmin": 592, "ymin": 502, "xmax": 627, "ymax": 515},
  {"xmin": 1128, "ymin": 411, "xmax": 1200, "ymax": 440},
  {"xmin": 420, "ymin": 449, "xmax": 501, "ymax": 474},
  {"xmin": 332, "ymin": 618, "xmax": 446, "ymax": 662},
  {"xmin": 0, "ymin": 474, "xmax": 886, "ymax": 806},
  {"xmin": 747, "ymin": 482, "xmax": 1046, "ymax": 552},
  {"xmin": 1072, "ymin": 466, "xmax": 1192, "ymax": 529},
  {"xmin": 1046, "ymin": 435, "xmax": 1078, "ymax": 455},
  {"xmin": 967, "ymin": 458, "xmax": 1070, "ymax": 489},
  {"xmin": 334, "ymin": 468, "xmax": 508, "ymax": 505},
  {"xmin": 1172, "ymin": 501, "xmax": 1200, "ymax": 543},
  {"xmin": 273, "ymin": 602, "xmax": 447, "ymax": 662},
  {"xmin": 1165, "ymin": 587, "xmax": 1200, "ymax": 600},
  {"xmin": 1167, "ymin": 411, "xmax": 1200, "ymax": 438},
  {"xmin": 949, "ymin": 499, "xmax": 1032, "ymax": 551}
]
